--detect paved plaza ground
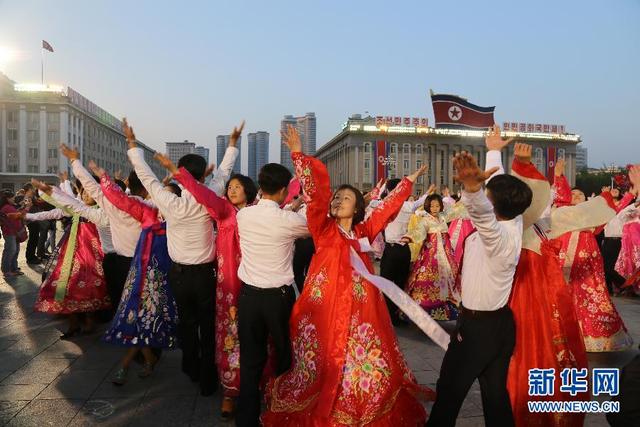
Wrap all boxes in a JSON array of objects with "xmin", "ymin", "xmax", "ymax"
[{"xmin": 0, "ymin": 241, "xmax": 638, "ymax": 426}]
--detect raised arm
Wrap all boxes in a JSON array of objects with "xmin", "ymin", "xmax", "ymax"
[
  {"xmin": 553, "ymin": 162, "xmax": 572, "ymax": 208},
  {"xmin": 61, "ymin": 144, "xmax": 105, "ymax": 206},
  {"xmin": 484, "ymin": 124, "xmax": 512, "ymax": 183},
  {"xmin": 510, "ymin": 143, "xmax": 551, "ymax": 230},
  {"xmin": 97, "ymin": 170, "xmax": 151, "ymax": 224},
  {"xmin": 50, "ymin": 186, "xmax": 109, "ymax": 227},
  {"xmin": 548, "ymin": 192, "xmax": 618, "ymax": 239},
  {"xmin": 454, "ymin": 152, "xmax": 512, "ymax": 257},
  {"xmin": 209, "ymin": 121, "xmax": 243, "ymax": 196},
  {"xmin": 362, "ymin": 166, "xmax": 422, "ymax": 240},
  {"xmin": 174, "ymin": 165, "xmax": 234, "ymax": 220}
]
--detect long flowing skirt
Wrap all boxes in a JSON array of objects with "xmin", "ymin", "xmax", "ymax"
[
  {"xmin": 263, "ymin": 267, "xmax": 431, "ymax": 426},
  {"xmin": 35, "ymin": 220, "xmax": 109, "ymax": 314},
  {"xmin": 558, "ymin": 232, "xmax": 633, "ymax": 352},
  {"xmin": 405, "ymin": 233, "xmax": 459, "ymax": 320},
  {"xmin": 615, "ymin": 222, "xmax": 640, "ymax": 291},
  {"xmin": 508, "ymin": 243, "xmax": 588, "ymax": 427},
  {"xmin": 103, "ymin": 224, "xmax": 178, "ymax": 348}
]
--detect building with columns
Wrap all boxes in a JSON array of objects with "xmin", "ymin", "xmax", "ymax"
[
  {"xmin": 0, "ymin": 72, "xmax": 163, "ymax": 191},
  {"xmin": 316, "ymin": 114, "xmax": 581, "ymax": 195}
]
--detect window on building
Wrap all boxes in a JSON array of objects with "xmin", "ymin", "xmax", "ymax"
[
  {"xmin": 390, "ymin": 143, "xmax": 398, "ymax": 155},
  {"xmin": 403, "ymin": 144, "xmax": 410, "ymax": 155},
  {"xmin": 558, "ymin": 148, "xmax": 565, "ymax": 160},
  {"xmin": 27, "ymin": 130, "xmax": 39, "ymax": 141},
  {"xmin": 48, "ymin": 149, "xmax": 58, "ymax": 159},
  {"xmin": 47, "ymin": 131, "xmax": 59, "ymax": 143},
  {"xmin": 28, "ymin": 148, "xmax": 39, "ymax": 159},
  {"xmin": 363, "ymin": 142, "xmax": 370, "ymax": 153},
  {"xmin": 416, "ymin": 144, "xmax": 423, "ymax": 155},
  {"xmin": 7, "ymin": 111, "xmax": 17, "ymax": 122},
  {"xmin": 534, "ymin": 148, "xmax": 544, "ymax": 172},
  {"xmin": 404, "ymin": 159, "xmax": 409, "ymax": 170},
  {"xmin": 7, "ymin": 129, "xmax": 17, "ymax": 140},
  {"xmin": 27, "ymin": 112, "xmax": 39, "ymax": 129}
]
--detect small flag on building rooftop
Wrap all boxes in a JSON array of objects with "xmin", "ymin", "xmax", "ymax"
[
  {"xmin": 42, "ymin": 40, "xmax": 54, "ymax": 52},
  {"xmin": 430, "ymin": 90, "xmax": 495, "ymax": 130}
]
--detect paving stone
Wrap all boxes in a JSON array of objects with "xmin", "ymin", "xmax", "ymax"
[
  {"xmin": 37, "ymin": 368, "xmax": 107, "ymax": 400},
  {"xmin": 6, "ymin": 398, "xmax": 83, "ymax": 426}
]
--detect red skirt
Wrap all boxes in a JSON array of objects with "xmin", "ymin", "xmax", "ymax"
[
  {"xmin": 34, "ymin": 221, "xmax": 110, "ymax": 314},
  {"xmin": 507, "ymin": 242, "xmax": 587, "ymax": 427}
]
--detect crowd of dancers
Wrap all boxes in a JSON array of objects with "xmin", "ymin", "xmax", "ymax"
[{"xmin": 0, "ymin": 119, "xmax": 638, "ymax": 426}]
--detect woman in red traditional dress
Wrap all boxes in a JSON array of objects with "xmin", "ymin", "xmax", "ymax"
[
  {"xmin": 28, "ymin": 179, "xmax": 110, "ymax": 338},
  {"xmin": 552, "ymin": 170, "xmax": 634, "ymax": 352},
  {"xmin": 498, "ymin": 148, "xmax": 590, "ymax": 427},
  {"xmin": 262, "ymin": 126, "xmax": 432, "ymax": 427}
]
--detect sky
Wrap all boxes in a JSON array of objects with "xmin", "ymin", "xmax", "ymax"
[{"xmin": 0, "ymin": 0, "xmax": 638, "ymax": 170}]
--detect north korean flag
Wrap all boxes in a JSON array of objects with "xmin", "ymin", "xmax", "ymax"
[{"xmin": 430, "ymin": 93, "xmax": 495, "ymax": 129}]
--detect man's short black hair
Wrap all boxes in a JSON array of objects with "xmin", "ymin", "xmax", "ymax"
[
  {"xmin": 227, "ymin": 174, "xmax": 258, "ymax": 204},
  {"xmin": 258, "ymin": 164, "xmax": 292, "ymax": 195},
  {"xmin": 178, "ymin": 154, "xmax": 207, "ymax": 181},
  {"xmin": 385, "ymin": 178, "xmax": 401, "ymax": 193},
  {"xmin": 333, "ymin": 184, "xmax": 366, "ymax": 225},
  {"xmin": 114, "ymin": 179, "xmax": 127, "ymax": 192},
  {"xmin": 424, "ymin": 194, "xmax": 444, "ymax": 213},
  {"xmin": 164, "ymin": 182, "xmax": 182, "ymax": 197},
  {"xmin": 127, "ymin": 170, "xmax": 146, "ymax": 197},
  {"xmin": 486, "ymin": 175, "xmax": 533, "ymax": 220},
  {"xmin": 22, "ymin": 183, "xmax": 33, "ymax": 192}
]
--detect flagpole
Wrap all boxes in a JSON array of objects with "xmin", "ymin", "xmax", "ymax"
[{"xmin": 41, "ymin": 47, "xmax": 43, "ymax": 85}]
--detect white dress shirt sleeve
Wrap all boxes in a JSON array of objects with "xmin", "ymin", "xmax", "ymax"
[
  {"xmin": 26, "ymin": 208, "xmax": 66, "ymax": 221},
  {"xmin": 51, "ymin": 187, "xmax": 110, "ymax": 227},
  {"xmin": 461, "ymin": 189, "xmax": 511, "ymax": 257},
  {"xmin": 209, "ymin": 146, "xmax": 240, "ymax": 197},
  {"xmin": 71, "ymin": 160, "xmax": 105, "ymax": 206},
  {"xmin": 59, "ymin": 180, "xmax": 75, "ymax": 197},
  {"xmin": 485, "ymin": 150, "xmax": 504, "ymax": 183},
  {"xmin": 127, "ymin": 147, "xmax": 187, "ymax": 220},
  {"xmin": 283, "ymin": 210, "xmax": 310, "ymax": 239}
]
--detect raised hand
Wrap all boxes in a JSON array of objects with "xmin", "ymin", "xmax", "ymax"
[
  {"xmin": 87, "ymin": 160, "xmax": 106, "ymax": 178},
  {"xmin": 628, "ymin": 164, "xmax": 640, "ymax": 193},
  {"xmin": 514, "ymin": 143, "xmax": 533, "ymax": 164},
  {"xmin": 122, "ymin": 118, "xmax": 137, "ymax": 148},
  {"xmin": 485, "ymin": 124, "xmax": 514, "ymax": 151},
  {"xmin": 229, "ymin": 120, "xmax": 245, "ymax": 148},
  {"xmin": 427, "ymin": 183, "xmax": 437, "ymax": 194},
  {"xmin": 30, "ymin": 178, "xmax": 53, "ymax": 195},
  {"xmin": 281, "ymin": 124, "xmax": 302, "ymax": 154},
  {"xmin": 453, "ymin": 151, "xmax": 499, "ymax": 193},
  {"xmin": 554, "ymin": 157, "xmax": 566, "ymax": 176},
  {"xmin": 407, "ymin": 165, "xmax": 428, "ymax": 183},
  {"xmin": 204, "ymin": 163, "xmax": 216, "ymax": 178},
  {"xmin": 154, "ymin": 152, "xmax": 178, "ymax": 174},
  {"xmin": 60, "ymin": 144, "xmax": 79, "ymax": 161}
]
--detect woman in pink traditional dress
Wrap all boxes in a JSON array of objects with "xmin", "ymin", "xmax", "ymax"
[
  {"xmin": 552, "ymin": 173, "xmax": 634, "ymax": 352},
  {"xmin": 615, "ymin": 178, "xmax": 640, "ymax": 292},
  {"xmin": 447, "ymin": 205, "xmax": 474, "ymax": 268},
  {"xmin": 403, "ymin": 195, "xmax": 463, "ymax": 320},
  {"xmin": 154, "ymin": 129, "xmax": 260, "ymax": 420},
  {"xmin": 262, "ymin": 126, "xmax": 433, "ymax": 427},
  {"xmin": 28, "ymin": 179, "xmax": 110, "ymax": 338}
]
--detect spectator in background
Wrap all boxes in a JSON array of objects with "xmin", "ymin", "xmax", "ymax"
[{"xmin": 1, "ymin": 190, "xmax": 24, "ymax": 278}]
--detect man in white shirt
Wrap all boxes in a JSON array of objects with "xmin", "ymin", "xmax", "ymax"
[
  {"xmin": 123, "ymin": 119, "xmax": 237, "ymax": 396},
  {"xmin": 427, "ymin": 129, "xmax": 532, "ymax": 427},
  {"xmin": 61, "ymin": 144, "xmax": 149, "ymax": 319},
  {"xmin": 236, "ymin": 162, "xmax": 309, "ymax": 427}
]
